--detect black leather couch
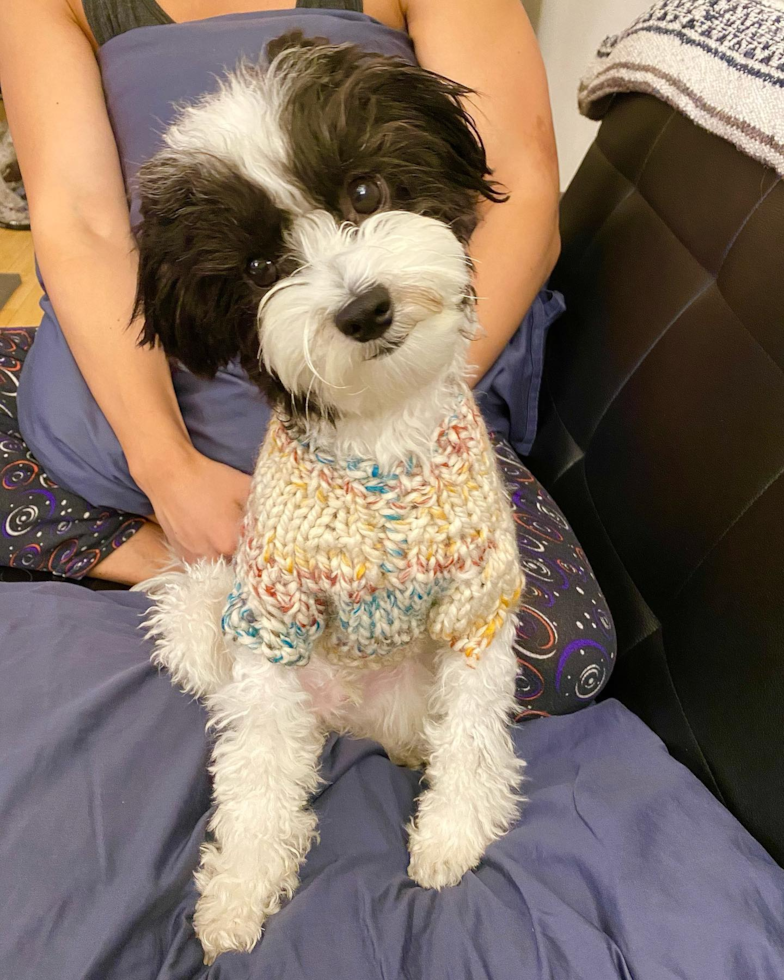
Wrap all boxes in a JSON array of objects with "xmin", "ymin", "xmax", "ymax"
[{"xmin": 529, "ymin": 93, "xmax": 784, "ymax": 865}]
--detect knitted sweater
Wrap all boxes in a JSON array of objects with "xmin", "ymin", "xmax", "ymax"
[{"xmin": 222, "ymin": 391, "xmax": 523, "ymax": 667}]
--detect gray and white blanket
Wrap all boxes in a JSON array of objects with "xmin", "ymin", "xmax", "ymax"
[{"xmin": 579, "ymin": 0, "xmax": 784, "ymax": 176}]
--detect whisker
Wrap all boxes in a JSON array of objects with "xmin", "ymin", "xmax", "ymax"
[
  {"xmin": 258, "ymin": 275, "xmax": 308, "ymax": 314},
  {"xmin": 304, "ymin": 369, "xmax": 317, "ymax": 428},
  {"xmin": 303, "ymin": 320, "xmax": 349, "ymax": 390}
]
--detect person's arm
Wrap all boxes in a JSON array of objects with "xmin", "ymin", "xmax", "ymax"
[
  {"xmin": 404, "ymin": 0, "xmax": 561, "ymax": 381},
  {"xmin": 0, "ymin": 0, "xmax": 249, "ymax": 561}
]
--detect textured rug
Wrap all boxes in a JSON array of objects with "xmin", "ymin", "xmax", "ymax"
[
  {"xmin": 579, "ymin": 0, "xmax": 784, "ymax": 176},
  {"xmin": 0, "ymin": 273, "xmax": 21, "ymax": 312}
]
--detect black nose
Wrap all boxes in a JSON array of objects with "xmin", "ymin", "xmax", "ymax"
[{"xmin": 335, "ymin": 285, "xmax": 394, "ymax": 342}]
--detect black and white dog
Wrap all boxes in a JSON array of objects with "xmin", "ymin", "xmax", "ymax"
[{"xmin": 136, "ymin": 32, "xmax": 524, "ymax": 962}]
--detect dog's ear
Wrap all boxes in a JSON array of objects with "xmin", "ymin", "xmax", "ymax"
[
  {"xmin": 133, "ymin": 155, "xmax": 281, "ymax": 379},
  {"xmin": 278, "ymin": 48, "xmax": 508, "ymax": 244},
  {"xmin": 266, "ymin": 29, "xmax": 330, "ymax": 64},
  {"xmin": 390, "ymin": 67, "xmax": 509, "ymax": 242}
]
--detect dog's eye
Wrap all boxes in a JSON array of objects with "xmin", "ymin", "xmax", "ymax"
[
  {"xmin": 247, "ymin": 259, "xmax": 279, "ymax": 288},
  {"xmin": 347, "ymin": 177, "xmax": 383, "ymax": 216}
]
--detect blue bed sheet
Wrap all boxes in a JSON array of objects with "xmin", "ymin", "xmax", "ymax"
[{"xmin": 1, "ymin": 582, "xmax": 782, "ymax": 980}]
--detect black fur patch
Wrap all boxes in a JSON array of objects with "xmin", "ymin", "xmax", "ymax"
[
  {"xmin": 133, "ymin": 156, "xmax": 289, "ymax": 383},
  {"xmin": 266, "ymin": 28, "xmax": 330, "ymax": 62},
  {"xmin": 133, "ymin": 152, "xmax": 335, "ymax": 421},
  {"xmin": 271, "ymin": 39, "xmax": 506, "ymax": 242}
]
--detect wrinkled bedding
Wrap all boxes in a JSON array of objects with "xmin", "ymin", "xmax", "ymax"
[{"xmin": 1, "ymin": 582, "xmax": 783, "ymax": 980}]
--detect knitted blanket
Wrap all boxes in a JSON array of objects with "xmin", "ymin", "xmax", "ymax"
[
  {"xmin": 223, "ymin": 392, "xmax": 523, "ymax": 668},
  {"xmin": 579, "ymin": 0, "xmax": 784, "ymax": 176}
]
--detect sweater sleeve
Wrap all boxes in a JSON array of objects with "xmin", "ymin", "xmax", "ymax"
[
  {"xmin": 428, "ymin": 542, "xmax": 523, "ymax": 663},
  {"xmin": 221, "ymin": 564, "xmax": 325, "ymax": 666}
]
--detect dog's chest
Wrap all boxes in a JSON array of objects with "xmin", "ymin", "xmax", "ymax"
[
  {"xmin": 252, "ymin": 438, "xmax": 495, "ymax": 652},
  {"xmin": 227, "ymin": 397, "xmax": 519, "ymax": 666}
]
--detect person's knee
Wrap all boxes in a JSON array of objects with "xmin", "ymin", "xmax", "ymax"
[{"xmin": 513, "ymin": 589, "xmax": 616, "ymax": 719}]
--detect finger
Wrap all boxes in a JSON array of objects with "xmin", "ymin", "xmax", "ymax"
[
  {"xmin": 171, "ymin": 545, "xmax": 200, "ymax": 566},
  {"xmin": 218, "ymin": 539, "xmax": 239, "ymax": 558},
  {"xmin": 163, "ymin": 534, "xmax": 203, "ymax": 566}
]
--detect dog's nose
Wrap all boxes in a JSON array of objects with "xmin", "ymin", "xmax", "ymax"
[{"xmin": 335, "ymin": 285, "xmax": 394, "ymax": 342}]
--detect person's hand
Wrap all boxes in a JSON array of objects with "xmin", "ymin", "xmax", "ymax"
[{"xmin": 134, "ymin": 443, "xmax": 252, "ymax": 564}]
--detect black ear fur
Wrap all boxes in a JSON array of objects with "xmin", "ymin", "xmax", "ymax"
[
  {"xmin": 402, "ymin": 67, "xmax": 509, "ymax": 242},
  {"xmin": 276, "ymin": 44, "xmax": 508, "ymax": 243},
  {"xmin": 266, "ymin": 29, "xmax": 330, "ymax": 63},
  {"xmin": 133, "ymin": 156, "xmax": 284, "ymax": 379}
]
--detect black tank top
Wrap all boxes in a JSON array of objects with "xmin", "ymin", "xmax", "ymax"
[{"xmin": 84, "ymin": 0, "xmax": 364, "ymax": 48}]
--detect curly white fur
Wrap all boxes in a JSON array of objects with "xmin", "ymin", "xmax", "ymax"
[{"xmin": 143, "ymin": 567, "xmax": 523, "ymax": 962}]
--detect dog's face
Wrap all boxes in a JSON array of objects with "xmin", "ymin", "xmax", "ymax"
[{"xmin": 134, "ymin": 32, "xmax": 504, "ymax": 421}]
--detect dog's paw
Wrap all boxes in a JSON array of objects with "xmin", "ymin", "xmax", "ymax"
[
  {"xmin": 407, "ymin": 812, "xmax": 486, "ymax": 890},
  {"xmin": 408, "ymin": 848, "xmax": 477, "ymax": 890},
  {"xmin": 194, "ymin": 889, "xmax": 266, "ymax": 965},
  {"xmin": 193, "ymin": 840, "xmax": 303, "ymax": 962},
  {"xmin": 407, "ymin": 785, "xmax": 521, "ymax": 890}
]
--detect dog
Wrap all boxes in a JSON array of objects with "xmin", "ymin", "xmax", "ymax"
[{"xmin": 135, "ymin": 32, "xmax": 525, "ymax": 962}]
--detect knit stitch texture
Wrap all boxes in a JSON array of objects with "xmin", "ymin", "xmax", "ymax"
[
  {"xmin": 579, "ymin": 0, "xmax": 784, "ymax": 177},
  {"xmin": 223, "ymin": 390, "xmax": 523, "ymax": 666}
]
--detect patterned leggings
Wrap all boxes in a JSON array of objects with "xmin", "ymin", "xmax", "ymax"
[
  {"xmin": 0, "ymin": 329, "xmax": 144, "ymax": 578},
  {"xmin": 0, "ymin": 327, "xmax": 616, "ymax": 717},
  {"xmin": 489, "ymin": 436, "xmax": 616, "ymax": 717}
]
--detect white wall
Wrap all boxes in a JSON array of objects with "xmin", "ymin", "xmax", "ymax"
[{"xmin": 530, "ymin": 0, "xmax": 652, "ymax": 188}]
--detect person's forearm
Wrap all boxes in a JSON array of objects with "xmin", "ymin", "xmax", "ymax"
[
  {"xmin": 34, "ymin": 221, "xmax": 190, "ymax": 483},
  {"xmin": 468, "ymin": 184, "xmax": 560, "ymax": 382}
]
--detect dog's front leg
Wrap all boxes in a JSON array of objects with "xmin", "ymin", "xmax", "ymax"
[
  {"xmin": 408, "ymin": 616, "xmax": 524, "ymax": 889},
  {"xmin": 139, "ymin": 558, "xmax": 236, "ymax": 699},
  {"xmin": 194, "ymin": 647, "xmax": 325, "ymax": 963}
]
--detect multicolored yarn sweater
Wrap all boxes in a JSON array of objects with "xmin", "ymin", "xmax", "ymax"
[{"xmin": 222, "ymin": 389, "xmax": 523, "ymax": 667}]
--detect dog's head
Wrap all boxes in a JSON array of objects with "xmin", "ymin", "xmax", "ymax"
[{"xmin": 134, "ymin": 31, "xmax": 505, "ymax": 422}]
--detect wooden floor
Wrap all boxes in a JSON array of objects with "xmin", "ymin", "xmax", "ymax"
[
  {"xmin": 0, "ymin": 227, "xmax": 42, "ymax": 328},
  {"xmin": 0, "ymin": 97, "xmax": 42, "ymax": 328}
]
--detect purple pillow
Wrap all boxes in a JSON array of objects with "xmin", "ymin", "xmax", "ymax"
[{"xmin": 475, "ymin": 287, "xmax": 565, "ymax": 458}]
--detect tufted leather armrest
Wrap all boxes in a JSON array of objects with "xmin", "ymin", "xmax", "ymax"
[{"xmin": 529, "ymin": 93, "xmax": 784, "ymax": 862}]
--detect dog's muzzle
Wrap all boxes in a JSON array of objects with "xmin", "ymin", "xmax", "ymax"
[{"xmin": 334, "ymin": 285, "xmax": 394, "ymax": 343}]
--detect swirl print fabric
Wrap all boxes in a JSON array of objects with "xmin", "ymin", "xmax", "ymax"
[
  {"xmin": 0, "ymin": 328, "xmax": 144, "ymax": 579},
  {"xmin": 489, "ymin": 435, "xmax": 617, "ymax": 719}
]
